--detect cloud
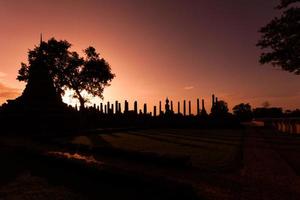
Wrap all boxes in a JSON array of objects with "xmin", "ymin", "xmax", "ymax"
[
  {"xmin": 0, "ymin": 72, "xmax": 6, "ymax": 77},
  {"xmin": 184, "ymin": 86, "xmax": 194, "ymax": 90},
  {"xmin": 0, "ymin": 72, "xmax": 7, "ymax": 82},
  {"xmin": 0, "ymin": 82, "xmax": 21, "ymax": 104}
]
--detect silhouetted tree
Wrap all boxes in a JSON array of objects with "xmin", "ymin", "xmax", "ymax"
[
  {"xmin": 233, "ymin": 103, "xmax": 253, "ymax": 121},
  {"xmin": 17, "ymin": 38, "xmax": 115, "ymax": 109},
  {"xmin": 211, "ymin": 100, "xmax": 229, "ymax": 118},
  {"xmin": 257, "ymin": 0, "xmax": 300, "ymax": 75},
  {"xmin": 262, "ymin": 101, "xmax": 271, "ymax": 108},
  {"xmin": 253, "ymin": 107, "xmax": 283, "ymax": 118},
  {"xmin": 285, "ymin": 108, "xmax": 300, "ymax": 117},
  {"xmin": 278, "ymin": 0, "xmax": 299, "ymax": 9}
]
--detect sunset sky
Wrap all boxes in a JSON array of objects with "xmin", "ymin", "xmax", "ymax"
[{"xmin": 0, "ymin": 0, "xmax": 300, "ymax": 113}]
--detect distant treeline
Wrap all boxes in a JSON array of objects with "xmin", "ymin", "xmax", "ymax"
[{"xmin": 253, "ymin": 108, "xmax": 300, "ymax": 119}]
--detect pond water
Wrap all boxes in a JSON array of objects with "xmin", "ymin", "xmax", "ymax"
[
  {"xmin": 272, "ymin": 120, "xmax": 300, "ymax": 134},
  {"xmin": 48, "ymin": 151, "xmax": 104, "ymax": 165}
]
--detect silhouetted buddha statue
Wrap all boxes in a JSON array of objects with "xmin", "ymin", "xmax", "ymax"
[
  {"xmin": 164, "ymin": 97, "xmax": 173, "ymax": 115},
  {"xmin": 165, "ymin": 98, "xmax": 170, "ymax": 112}
]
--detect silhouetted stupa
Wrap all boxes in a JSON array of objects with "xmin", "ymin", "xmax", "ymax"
[{"xmin": 3, "ymin": 36, "xmax": 66, "ymax": 113}]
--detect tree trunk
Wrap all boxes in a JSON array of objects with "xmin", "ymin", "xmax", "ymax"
[
  {"xmin": 75, "ymin": 89, "xmax": 85, "ymax": 110},
  {"xmin": 79, "ymin": 97, "xmax": 85, "ymax": 110}
]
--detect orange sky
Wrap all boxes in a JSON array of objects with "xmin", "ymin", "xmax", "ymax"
[{"xmin": 0, "ymin": 0, "xmax": 300, "ymax": 113}]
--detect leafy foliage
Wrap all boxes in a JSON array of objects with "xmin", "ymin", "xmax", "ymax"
[
  {"xmin": 233, "ymin": 103, "xmax": 253, "ymax": 121},
  {"xmin": 257, "ymin": 0, "xmax": 300, "ymax": 74},
  {"xmin": 211, "ymin": 100, "xmax": 229, "ymax": 117},
  {"xmin": 17, "ymin": 38, "xmax": 115, "ymax": 108},
  {"xmin": 253, "ymin": 107, "xmax": 283, "ymax": 118},
  {"xmin": 277, "ymin": 0, "xmax": 299, "ymax": 8}
]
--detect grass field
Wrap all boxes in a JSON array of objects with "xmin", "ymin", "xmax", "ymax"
[
  {"xmin": 261, "ymin": 129, "xmax": 300, "ymax": 175},
  {"xmin": 69, "ymin": 128, "xmax": 245, "ymax": 171},
  {"xmin": 3, "ymin": 126, "xmax": 300, "ymax": 199}
]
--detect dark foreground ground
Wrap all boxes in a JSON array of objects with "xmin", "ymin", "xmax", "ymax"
[{"xmin": 0, "ymin": 124, "xmax": 300, "ymax": 200}]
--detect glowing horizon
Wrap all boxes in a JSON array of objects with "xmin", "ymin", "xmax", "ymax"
[{"xmin": 1, "ymin": 0, "xmax": 300, "ymax": 112}]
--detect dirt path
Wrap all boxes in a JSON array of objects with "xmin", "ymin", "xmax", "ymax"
[{"xmin": 238, "ymin": 127, "xmax": 300, "ymax": 200}]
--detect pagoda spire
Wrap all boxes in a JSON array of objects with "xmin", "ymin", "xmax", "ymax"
[{"xmin": 40, "ymin": 33, "xmax": 43, "ymax": 46}]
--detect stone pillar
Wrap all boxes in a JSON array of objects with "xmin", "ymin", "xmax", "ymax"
[
  {"xmin": 100, "ymin": 103, "xmax": 103, "ymax": 113},
  {"xmin": 104, "ymin": 105, "xmax": 107, "ymax": 114},
  {"xmin": 125, "ymin": 100, "xmax": 129, "ymax": 113},
  {"xmin": 171, "ymin": 101, "xmax": 173, "ymax": 112},
  {"xmin": 197, "ymin": 98, "xmax": 200, "ymax": 116},
  {"xmin": 143, "ymin": 103, "xmax": 147, "ymax": 114},
  {"xmin": 159, "ymin": 101, "xmax": 162, "ymax": 115},
  {"xmin": 201, "ymin": 99, "xmax": 207, "ymax": 116},
  {"xmin": 178, "ymin": 101, "xmax": 180, "ymax": 114},
  {"xmin": 189, "ymin": 101, "xmax": 191, "ymax": 116},
  {"xmin": 183, "ymin": 100, "xmax": 186, "ymax": 116},
  {"xmin": 118, "ymin": 103, "xmax": 121, "ymax": 113},
  {"xmin": 154, "ymin": 106, "xmax": 157, "ymax": 117},
  {"xmin": 115, "ymin": 101, "xmax": 118, "ymax": 113},
  {"xmin": 212, "ymin": 94, "xmax": 215, "ymax": 107},
  {"xmin": 134, "ymin": 101, "xmax": 138, "ymax": 114}
]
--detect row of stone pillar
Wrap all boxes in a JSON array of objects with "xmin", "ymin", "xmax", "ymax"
[{"xmin": 85, "ymin": 96, "xmax": 215, "ymax": 116}]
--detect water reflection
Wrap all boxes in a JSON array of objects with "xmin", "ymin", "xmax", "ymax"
[
  {"xmin": 48, "ymin": 151, "xmax": 104, "ymax": 165},
  {"xmin": 272, "ymin": 120, "xmax": 300, "ymax": 134}
]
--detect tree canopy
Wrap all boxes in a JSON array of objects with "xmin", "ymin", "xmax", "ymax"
[
  {"xmin": 211, "ymin": 100, "xmax": 229, "ymax": 118},
  {"xmin": 277, "ymin": 0, "xmax": 299, "ymax": 8},
  {"xmin": 233, "ymin": 103, "xmax": 253, "ymax": 121},
  {"xmin": 17, "ymin": 38, "xmax": 115, "ymax": 108},
  {"xmin": 257, "ymin": 0, "xmax": 300, "ymax": 75}
]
